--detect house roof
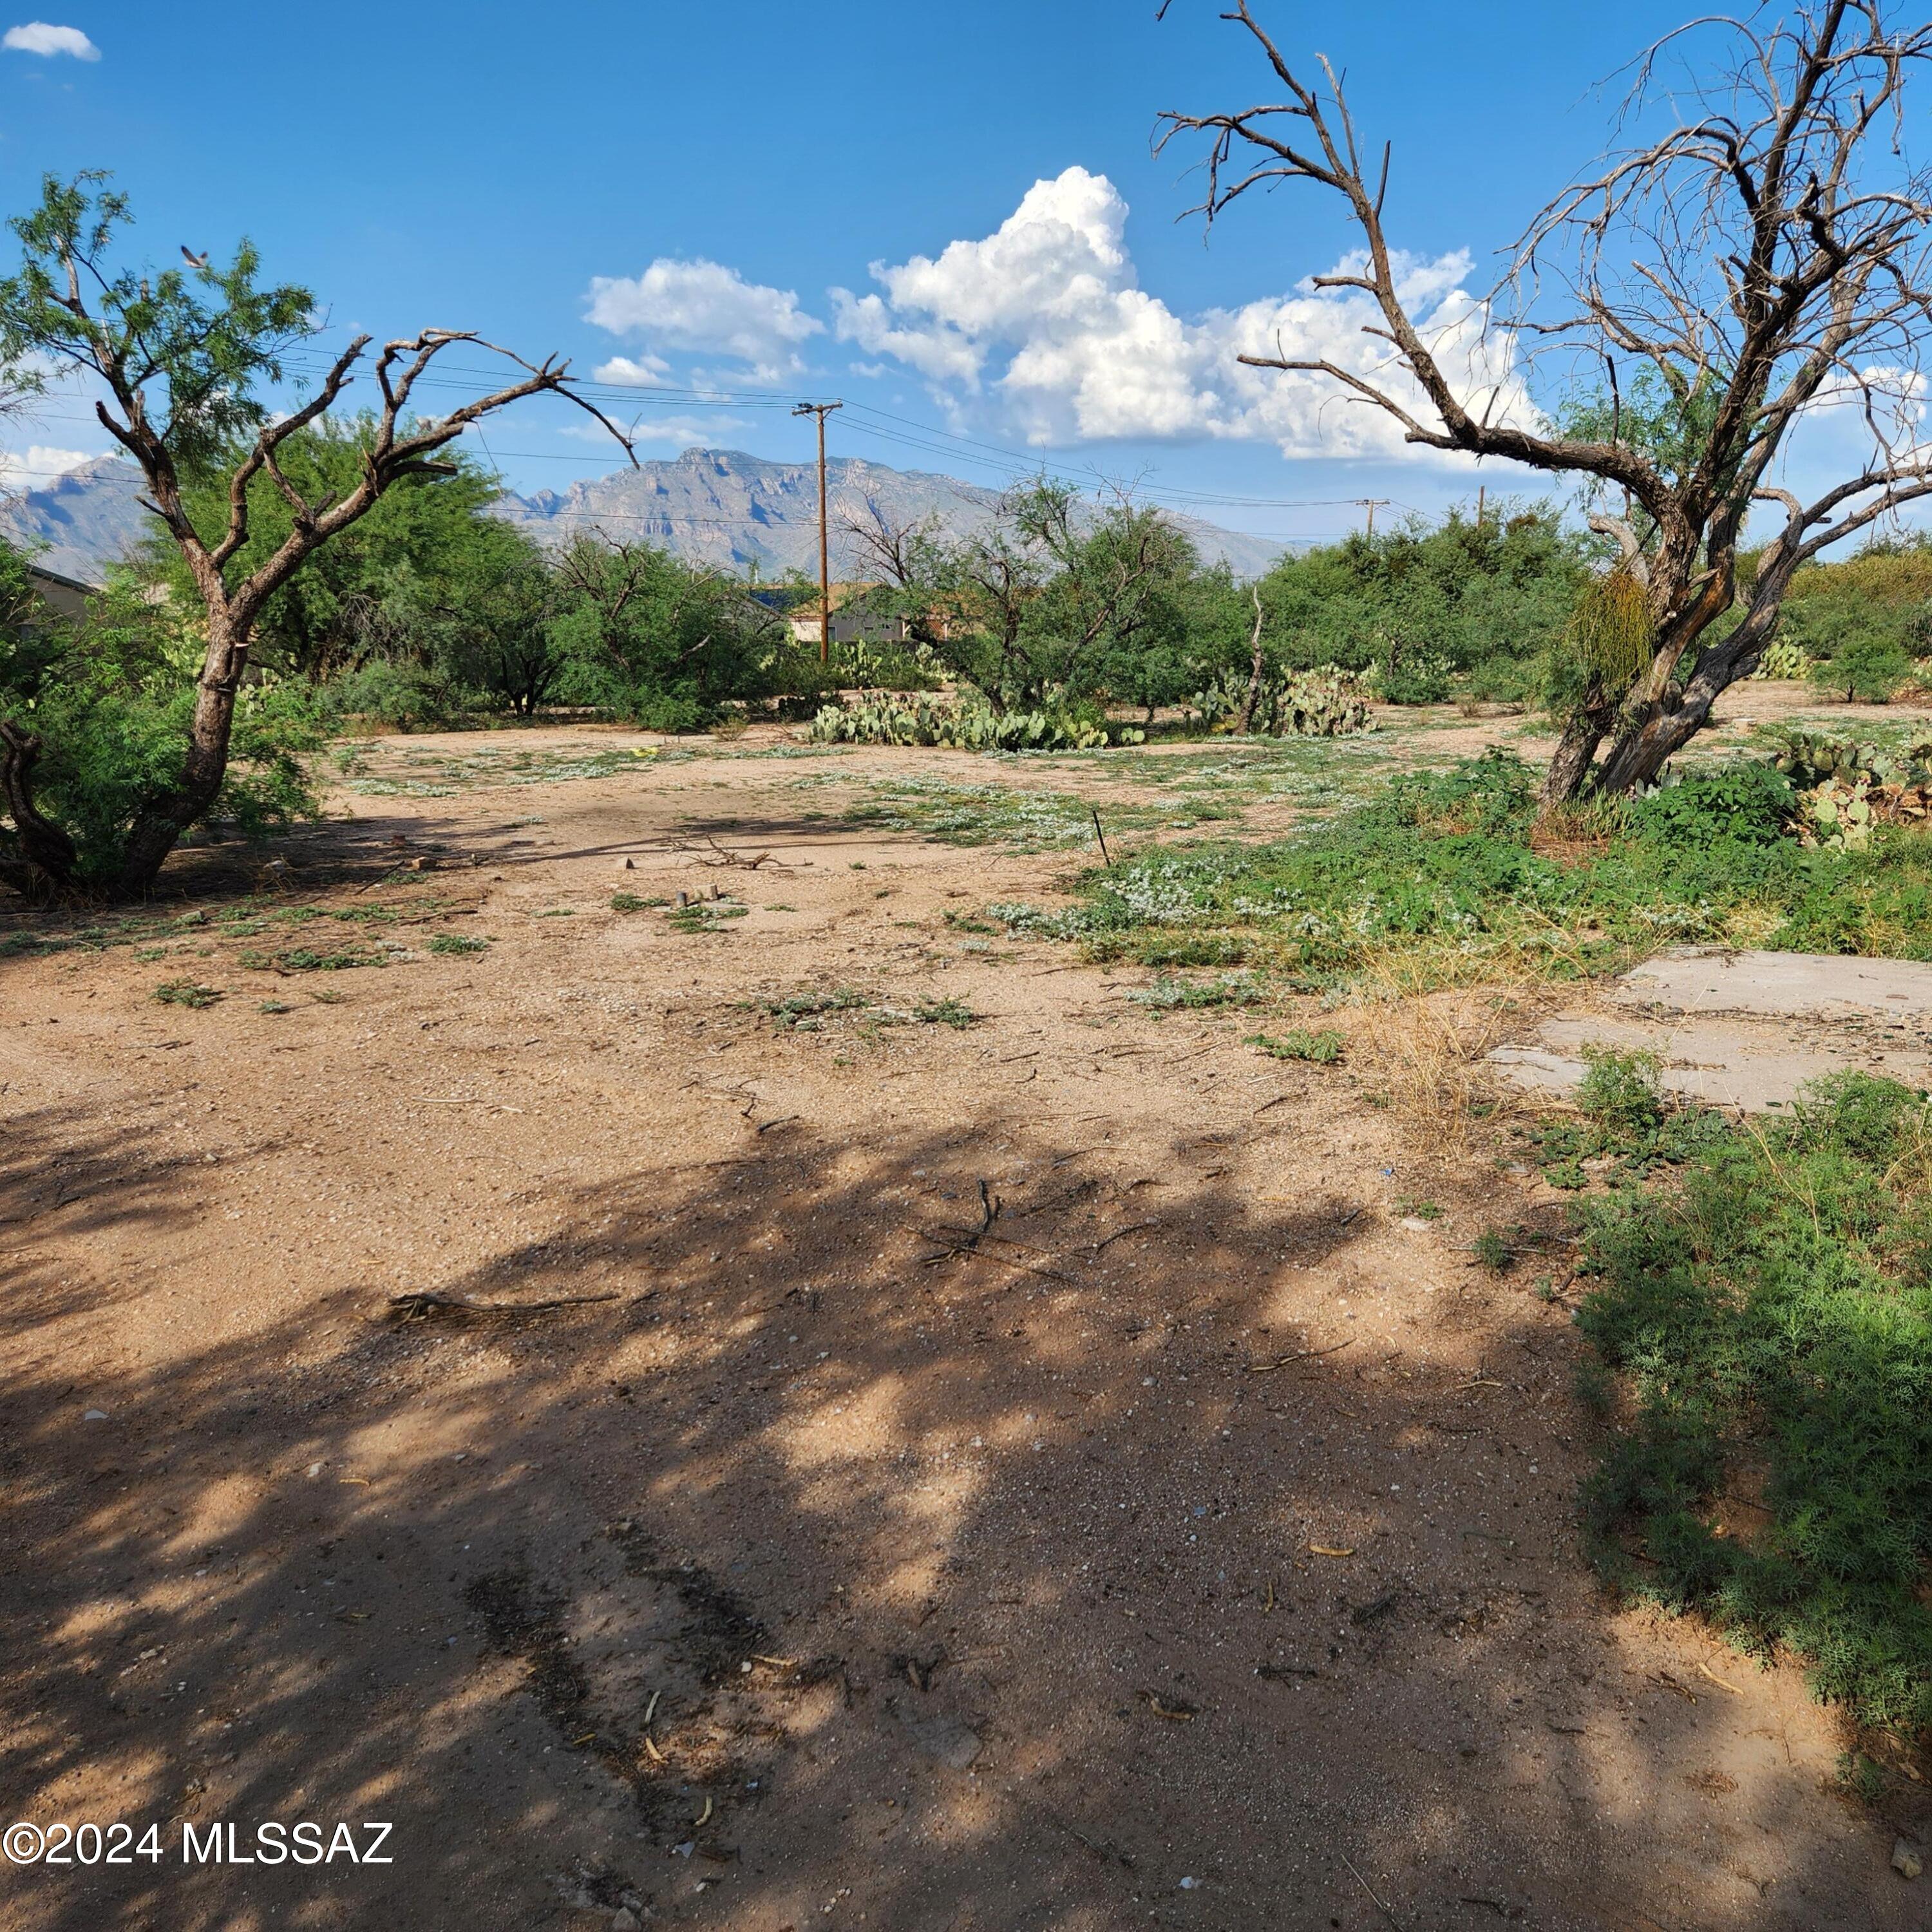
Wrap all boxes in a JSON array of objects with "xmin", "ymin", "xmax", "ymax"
[{"xmin": 27, "ymin": 560, "xmax": 102, "ymax": 596}]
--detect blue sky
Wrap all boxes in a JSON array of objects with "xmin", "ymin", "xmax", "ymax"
[{"xmin": 0, "ymin": 2, "xmax": 1768, "ymax": 542}]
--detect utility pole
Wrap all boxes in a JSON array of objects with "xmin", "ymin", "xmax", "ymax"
[
  {"xmin": 793, "ymin": 400, "xmax": 843, "ymax": 665},
  {"xmin": 1476, "ymin": 484, "xmax": 1487, "ymax": 527},
  {"xmin": 1354, "ymin": 497, "xmax": 1391, "ymax": 539}
]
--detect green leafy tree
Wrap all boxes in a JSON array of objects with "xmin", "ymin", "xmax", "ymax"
[
  {"xmin": 549, "ymin": 536, "xmax": 789, "ymax": 730},
  {"xmin": 0, "ymin": 171, "xmax": 633, "ymax": 901},
  {"xmin": 1249, "ymin": 505, "xmax": 1587, "ymax": 682},
  {"xmin": 430, "ymin": 526, "xmax": 560, "ymax": 715},
  {"xmin": 850, "ymin": 480, "xmax": 1200, "ymax": 714},
  {"xmin": 1805, "ymin": 620, "xmax": 1911, "ymax": 702},
  {"xmin": 153, "ymin": 414, "xmax": 515, "ymax": 682}
]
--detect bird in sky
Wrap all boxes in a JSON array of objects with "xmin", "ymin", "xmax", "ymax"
[{"xmin": 180, "ymin": 246, "xmax": 208, "ymax": 269}]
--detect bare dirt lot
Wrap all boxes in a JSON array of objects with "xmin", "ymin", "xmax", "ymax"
[{"xmin": 4, "ymin": 699, "xmax": 1929, "ymax": 1932}]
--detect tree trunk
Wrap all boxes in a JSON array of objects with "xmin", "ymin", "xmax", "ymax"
[
  {"xmin": 0, "ymin": 720, "xmax": 79, "ymax": 901},
  {"xmin": 1591, "ymin": 694, "xmax": 1706, "ymax": 795},
  {"xmin": 113, "ymin": 611, "xmax": 248, "ymax": 896},
  {"xmin": 1592, "ymin": 618, "xmax": 1770, "ymax": 794},
  {"xmin": 1240, "ymin": 587, "xmax": 1265, "ymax": 732},
  {"xmin": 1537, "ymin": 688, "xmax": 1613, "ymax": 813}
]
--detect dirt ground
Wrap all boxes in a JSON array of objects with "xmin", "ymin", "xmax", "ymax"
[{"xmin": 4, "ymin": 694, "xmax": 1929, "ymax": 1932}]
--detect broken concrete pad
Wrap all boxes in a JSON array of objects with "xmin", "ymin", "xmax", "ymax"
[
  {"xmin": 1614, "ymin": 947, "xmax": 1932, "ymax": 1019},
  {"xmin": 1490, "ymin": 947, "xmax": 1932, "ymax": 1113}
]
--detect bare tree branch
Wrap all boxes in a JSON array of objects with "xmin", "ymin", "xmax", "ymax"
[{"xmin": 1158, "ymin": 0, "xmax": 1932, "ymax": 804}]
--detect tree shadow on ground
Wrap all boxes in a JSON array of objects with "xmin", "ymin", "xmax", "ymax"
[{"xmin": 1, "ymin": 1102, "xmax": 1922, "ymax": 1932}]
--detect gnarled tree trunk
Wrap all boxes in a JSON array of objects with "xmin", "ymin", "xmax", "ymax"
[
  {"xmin": 113, "ymin": 609, "xmax": 250, "ymax": 895},
  {"xmin": 0, "ymin": 719, "xmax": 80, "ymax": 902}
]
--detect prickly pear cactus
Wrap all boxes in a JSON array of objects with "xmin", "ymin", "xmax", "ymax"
[
  {"xmin": 1764, "ymin": 731, "xmax": 1875, "ymax": 788},
  {"xmin": 1189, "ymin": 664, "xmax": 1374, "ymax": 737},
  {"xmin": 1800, "ymin": 779, "xmax": 1876, "ymax": 849},
  {"xmin": 807, "ymin": 696, "xmax": 1130, "ymax": 752},
  {"xmin": 1752, "ymin": 639, "xmax": 1812, "ymax": 681}
]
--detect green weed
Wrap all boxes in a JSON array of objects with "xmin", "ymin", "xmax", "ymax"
[
  {"xmin": 153, "ymin": 980, "xmax": 221, "ymax": 1009},
  {"xmin": 668, "ymin": 899, "xmax": 747, "ymax": 933},
  {"xmin": 611, "ymin": 893, "xmax": 669, "ymax": 912},
  {"xmin": 842, "ymin": 777, "xmax": 1161, "ymax": 854},
  {"xmin": 1043, "ymin": 750, "xmax": 1932, "ymax": 990},
  {"xmin": 1579, "ymin": 1072, "xmax": 1932, "ymax": 1732},
  {"xmin": 1472, "ymin": 1227, "xmax": 1513, "ymax": 1271},
  {"xmin": 762, "ymin": 989, "xmax": 869, "ymax": 1029},
  {"xmin": 1246, "ymin": 1027, "xmax": 1345, "ymax": 1064},
  {"xmin": 427, "ymin": 933, "xmax": 489, "ymax": 956},
  {"xmin": 1835, "ymin": 1752, "xmax": 1889, "ymax": 1806},
  {"xmin": 1576, "ymin": 1046, "xmax": 1665, "ymax": 1135},
  {"xmin": 1130, "ymin": 974, "xmax": 1262, "ymax": 1010},
  {"xmin": 914, "ymin": 996, "xmax": 980, "ymax": 1029},
  {"xmin": 241, "ymin": 946, "xmax": 384, "ymax": 972}
]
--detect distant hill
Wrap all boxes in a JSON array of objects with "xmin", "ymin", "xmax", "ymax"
[
  {"xmin": 0, "ymin": 446, "xmax": 1286, "ymax": 586},
  {"xmin": 497, "ymin": 446, "xmax": 1287, "ymax": 580},
  {"xmin": 0, "ymin": 454, "xmax": 151, "ymax": 583}
]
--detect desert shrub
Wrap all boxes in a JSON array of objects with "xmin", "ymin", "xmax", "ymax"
[
  {"xmin": 1374, "ymin": 651, "xmax": 1453, "ymax": 705},
  {"xmin": 1810, "ymin": 631, "xmax": 1911, "ymax": 703},
  {"xmin": 1578, "ymin": 1073, "xmax": 1932, "ymax": 1730},
  {"xmin": 1629, "ymin": 761, "xmax": 1796, "ymax": 849},
  {"xmin": 1464, "ymin": 656, "xmax": 1537, "ymax": 705},
  {"xmin": 325, "ymin": 658, "xmax": 479, "ymax": 732}
]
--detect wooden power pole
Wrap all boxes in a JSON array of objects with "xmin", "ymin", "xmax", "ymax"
[
  {"xmin": 1354, "ymin": 497, "xmax": 1391, "ymax": 538},
  {"xmin": 793, "ymin": 400, "xmax": 844, "ymax": 664}
]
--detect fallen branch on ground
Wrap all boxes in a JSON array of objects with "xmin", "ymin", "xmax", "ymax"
[{"xmin": 384, "ymin": 1291, "xmax": 621, "ymax": 1323}]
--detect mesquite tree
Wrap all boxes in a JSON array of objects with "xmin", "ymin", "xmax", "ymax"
[
  {"xmin": 1159, "ymin": 2, "xmax": 1932, "ymax": 806},
  {"xmin": 0, "ymin": 173, "xmax": 634, "ymax": 900}
]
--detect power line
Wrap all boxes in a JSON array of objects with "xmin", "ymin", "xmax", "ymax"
[
  {"xmin": 9, "ymin": 363, "xmax": 1439, "ymax": 531},
  {"xmin": 264, "ymin": 346, "xmax": 1392, "ymax": 513}
]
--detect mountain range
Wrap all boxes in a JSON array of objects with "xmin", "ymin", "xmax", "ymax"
[{"xmin": 0, "ymin": 447, "xmax": 1285, "ymax": 585}]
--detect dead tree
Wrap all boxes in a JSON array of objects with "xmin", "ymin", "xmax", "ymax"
[{"xmin": 1159, "ymin": 1, "xmax": 1932, "ymax": 806}]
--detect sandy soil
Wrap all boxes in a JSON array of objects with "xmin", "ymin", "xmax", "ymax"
[{"xmin": 3, "ymin": 705, "xmax": 1929, "ymax": 1932}]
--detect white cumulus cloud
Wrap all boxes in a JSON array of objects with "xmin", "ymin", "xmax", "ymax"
[
  {"xmin": 556, "ymin": 412, "xmax": 747, "ymax": 446},
  {"xmin": 592, "ymin": 353, "xmax": 672, "ymax": 386},
  {"xmin": 831, "ymin": 165, "xmax": 1532, "ymax": 459},
  {"xmin": 0, "ymin": 442, "xmax": 97, "ymax": 489},
  {"xmin": 585, "ymin": 258, "xmax": 821, "ymax": 379},
  {"xmin": 3, "ymin": 21, "xmax": 99, "ymax": 59}
]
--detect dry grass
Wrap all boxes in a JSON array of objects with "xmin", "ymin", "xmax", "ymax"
[{"xmin": 1335, "ymin": 974, "xmax": 1556, "ymax": 1157}]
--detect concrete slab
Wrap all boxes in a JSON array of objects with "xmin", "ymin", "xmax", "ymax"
[
  {"xmin": 1614, "ymin": 946, "xmax": 1932, "ymax": 1018},
  {"xmin": 1488, "ymin": 950, "xmax": 1932, "ymax": 1112}
]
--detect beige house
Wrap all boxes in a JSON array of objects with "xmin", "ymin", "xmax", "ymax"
[{"xmin": 25, "ymin": 561, "xmax": 97, "ymax": 625}]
